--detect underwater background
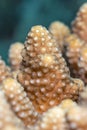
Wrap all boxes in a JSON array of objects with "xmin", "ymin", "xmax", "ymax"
[{"xmin": 0, "ymin": 0, "xmax": 87, "ymax": 62}]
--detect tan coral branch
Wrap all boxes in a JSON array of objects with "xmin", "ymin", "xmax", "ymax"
[
  {"xmin": 2, "ymin": 77, "xmax": 39, "ymax": 127},
  {"xmin": 18, "ymin": 25, "xmax": 84, "ymax": 113}
]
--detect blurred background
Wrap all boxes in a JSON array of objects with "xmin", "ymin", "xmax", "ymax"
[{"xmin": 0, "ymin": 0, "xmax": 87, "ymax": 62}]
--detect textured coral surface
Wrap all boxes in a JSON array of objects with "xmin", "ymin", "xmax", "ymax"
[
  {"xmin": 49, "ymin": 21, "xmax": 70, "ymax": 51},
  {"xmin": 3, "ymin": 77, "xmax": 39, "ymax": 127},
  {"xmin": 18, "ymin": 25, "xmax": 83, "ymax": 113},
  {"xmin": 0, "ymin": 57, "xmax": 11, "ymax": 83},
  {"xmin": 72, "ymin": 3, "xmax": 87, "ymax": 42},
  {"xmin": 1, "ymin": 3, "xmax": 87, "ymax": 130},
  {"xmin": 9, "ymin": 42, "xmax": 24, "ymax": 70}
]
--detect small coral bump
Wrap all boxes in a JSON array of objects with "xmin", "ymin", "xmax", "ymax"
[
  {"xmin": 9, "ymin": 42, "xmax": 24, "ymax": 70},
  {"xmin": 59, "ymin": 99, "xmax": 77, "ymax": 112},
  {"xmin": 49, "ymin": 21, "xmax": 70, "ymax": 51},
  {"xmin": 72, "ymin": 3, "xmax": 87, "ymax": 42},
  {"xmin": 18, "ymin": 25, "xmax": 84, "ymax": 113},
  {"xmin": 2, "ymin": 77, "xmax": 39, "ymax": 127}
]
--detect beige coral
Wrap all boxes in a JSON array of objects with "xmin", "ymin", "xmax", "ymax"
[
  {"xmin": 79, "ymin": 87, "xmax": 87, "ymax": 106},
  {"xmin": 9, "ymin": 42, "xmax": 24, "ymax": 70},
  {"xmin": 2, "ymin": 77, "xmax": 39, "ymax": 127},
  {"xmin": 72, "ymin": 3, "xmax": 87, "ymax": 42},
  {"xmin": 0, "ymin": 89, "xmax": 26, "ymax": 130},
  {"xmin": 49, "ymin": 21, "xmax": 70, "ymax": 51},
  {"xmin": 64, "ymin": 34, "xmax": 84, "ymax": 77},
  {"xmin": 31, "ymin": 106, "xmax": 68, "ymax": 130},
  {"xmin": 77, "ymin": 45, "xmax": 87, "ymax": 84},
  {"xmin": 67, "ymin": 105, "xmax": 87, "ymax": 130},
  {"xmin": 18, "ymin": 25, "xmax": 84, "ymax": 113},
  {"xmin": 59, "ymin": 99, "xmax": 77, "ymax": 112},
  {"xmin": 0, "ymin": 57, "xmax": 11, "ymax": 83}
]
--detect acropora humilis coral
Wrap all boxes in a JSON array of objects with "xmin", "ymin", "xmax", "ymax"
[{"xmin": 0, "ymin": 2, "xmax": 87, "ymax": 130}]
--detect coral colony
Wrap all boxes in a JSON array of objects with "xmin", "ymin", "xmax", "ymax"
[{"xmin": 1, "ymin": 3, "xmax": 87, "ymax": 130}]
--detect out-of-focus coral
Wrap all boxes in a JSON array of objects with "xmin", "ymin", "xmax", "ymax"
[
  {"xmin": 79, "ymin": 87, "xmax": 87, "ymax": 106},
  {"xmin": 67, "ymin": 105, "xmax": 87, "ymax": 130},
  {"xmin": 72, "ymin": 3, "xmax": 87, "ymax": 42},
  {"xmin": 0, "ymin": 57, "xmax": 11, "ymax": 84},
  {"xmin": 18, "ymin": 25, "xmax": 84, "ymax": 113},
  {"xmin": 59, "ymin": 99, "xmax": 77, "ymax": 112},
  {"xmin": 31, "ymin": 106, "xmax": 68, "ymax": 130},
  {"xmin": 78, "ymin": 45, "xmax": 87, "ymax": 84},
  {"xmin": 11, "ymin": 70, "xmax": 20, "ymax": 79},
  {"xmin": 9, "ymin": 42, "xmax": 24, "ymax": 70},
  {"xmin": 49, "ymin": 21, "xmax": 70, "ymax": 51},
  {"xmin": 2, "ymin": 77, "xmax": 39, "ymax": 127},
  {"xmin": 64, "ymin": 34, "xmax": 84, "ymax": 77},
  {"xmin": 0, "ymin": 89, "xmax": 26, "ymax": 130}
]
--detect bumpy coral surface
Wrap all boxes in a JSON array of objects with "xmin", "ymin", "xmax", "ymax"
[
  {"xmin": 0, "ymin": 90, "xmax": 26, "ymax": 130},
  {"xmin": 78, "ymin": 45, "xmax": 87, "ymax": 84},
  {"xmin": 0, "ymin": 3, "xmax": 87, "ymax": 129},
  {"xmin": 64, "ymin": 34, "xmax": 84, "ymax": 77},
  {"xmin": 79, "ymin": 87, "xmax": 87, "ymax": 106},
  {"xmin": 72, "ymin": 3, "xmax": 87, "ymax": 42},
  {"xmin": 31, "ymin": 106, "xmax": 68, "ymax": 130},
  {"xmin": 67, "ymin": 105, "xmax": 87, "ymax": 130},
  {"xmin": 2, "ymin": 77, "xmax": 39, "ymax": 127},
  {"xmin": 9, "ymin": 42, "xmax": 24, "ymax": 70},
  {"xmin": 49, "ymin": 21, "xmax": 70, "ymax": 51},
  {"xmin": 18, "ymin": 25, "xmax": 84, "ymax": 113},
  {"xmin": 0, "ymin": 57, "xmax": 11, "ymax": 84}
]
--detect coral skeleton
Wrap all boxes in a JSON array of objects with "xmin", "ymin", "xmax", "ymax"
[{"xmin": 18, "ymin": 25, "xmax": 84, "ymax": 113}]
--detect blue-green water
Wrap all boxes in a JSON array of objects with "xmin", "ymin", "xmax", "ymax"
[{"xmin": 0, "ymin": 0, "xmax": 87, "ymax": 63}]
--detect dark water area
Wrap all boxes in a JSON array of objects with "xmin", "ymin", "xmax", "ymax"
[{"xmin": 0, "ymin": 0, "xmax": 87, "ymax": 62}]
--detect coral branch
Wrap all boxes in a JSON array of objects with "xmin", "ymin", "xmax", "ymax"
[
  {"xmin": 0, "ymin": 57, "xmax": 11, "ymax": 84},
  {"xmin": 0, "ymin": 89, "xmax": 25, "ymax": 130},
  {"xmin": 9, "ymin": 42, "xmax": 24, "ymax": 70},
  {"xmin": 31, "ymin": 106, "xmax": 68, "ymax": 130},
  {"xmin": 2, "ymin": 77, "xmax": 39, "ymax": 127},
  {"xmin": 49, "ymin": 21, "xmax": 70, "ymax": 51},
  {"xmin": 18, "ymin": 25, "xmax": 84, "ymax": 113},
  {"xmin": 64, "ymin": 34, "xmax": 84, "ymax": 77},
  {"xmin": 72, "ymin": 3, "xmax": 87, "ymax": 42}
]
